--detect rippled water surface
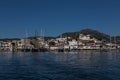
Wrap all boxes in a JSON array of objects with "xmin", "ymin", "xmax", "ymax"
[{"xmin": 0, "ymin": 51, "xmax": 120, "ymax": 80}]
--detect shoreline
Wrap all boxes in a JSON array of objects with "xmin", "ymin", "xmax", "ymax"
[{"xmin": 0, "ymin": 48, "xmax": 119, "ymax": 53}]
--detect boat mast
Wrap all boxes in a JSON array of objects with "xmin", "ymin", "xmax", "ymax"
[
  {"xmin": 25, "ymin": 29, "xmax": 28, "ymax": 49},
  {"xmin": 34, "ymin": 30, "xmax": 38, "ymax": 49},
  {"xmin": 114, "ymin": 35, "xmax": 117, "ymax": 49},
  {"xmin": 110, "ymin": 35, "xmax": 111, "ymax": 49}
]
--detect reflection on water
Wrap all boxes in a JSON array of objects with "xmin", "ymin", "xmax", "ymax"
[{"xmin": 0, "ymin": 51, "xmax": 120, "ymax": 80}]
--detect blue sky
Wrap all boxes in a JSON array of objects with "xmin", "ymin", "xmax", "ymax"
[{"xmin": 0, "ymin": 0, "xmax": 120, "ymax": 38}]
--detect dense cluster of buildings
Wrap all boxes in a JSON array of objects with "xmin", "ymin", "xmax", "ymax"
[{"xmin": 0, "ymin": 34, "xmax": 119, "ymax": 52}]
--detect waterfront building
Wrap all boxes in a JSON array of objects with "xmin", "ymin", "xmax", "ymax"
[
  {"xmin": 0, "ymin": 33, "xmax": 119, "ymax": 52},
  {"xmin": 68, "ymin": 39, "xmax": 78, "ymax": 50}
]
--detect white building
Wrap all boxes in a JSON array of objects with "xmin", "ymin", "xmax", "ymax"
[
  {"xmin": 79, "ymin": 34, "xmax": 91, "ymax": 40},
  {"xmin": 68, "ymin": 39, "xmax": 78, "ymax": 49}
]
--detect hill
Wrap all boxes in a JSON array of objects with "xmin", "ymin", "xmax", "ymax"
[{"xmin": 59, "ymin": 29, "xmax": 110, "ymax": 42}]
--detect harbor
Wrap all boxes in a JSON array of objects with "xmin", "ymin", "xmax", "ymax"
[
  {"xmin": 0, "ymin": 32, "xmax": 119, "ymax": 52},
  {"xmin": 0, "ymin": 0, "xmax": 120, "ymax": 80}
]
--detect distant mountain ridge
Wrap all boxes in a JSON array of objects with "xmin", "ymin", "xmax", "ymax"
[
  {"xmin": 0, "ymin": 29, "xmax": 120, "ymax": 44},
  {"xmin": 0, "ymin": 38, "xmax": 20, "ymax": 41},
  {"xmin": 80, "ymin": 29, "xmax": 110, "ymax": 41},
  {"xmin": 59, "ymin": 29, "xmax": 112, "ymax": 42}
]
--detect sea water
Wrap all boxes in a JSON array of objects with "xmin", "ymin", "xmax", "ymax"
[{"xmin": 0, "ymin": 51, "xmax": 120, "ymax": 80}]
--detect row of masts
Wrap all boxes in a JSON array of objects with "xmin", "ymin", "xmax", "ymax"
[
  {"xmin": 110, "ymin": 36, "xmax": 117, "ymax": 44},
  {"xmin": 24, "ymin": 29, "xmax": 45, "ymax": 49},
  {"xmin": 110, "ymin": 35, "xmax": 117, "ymax": 50}
]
